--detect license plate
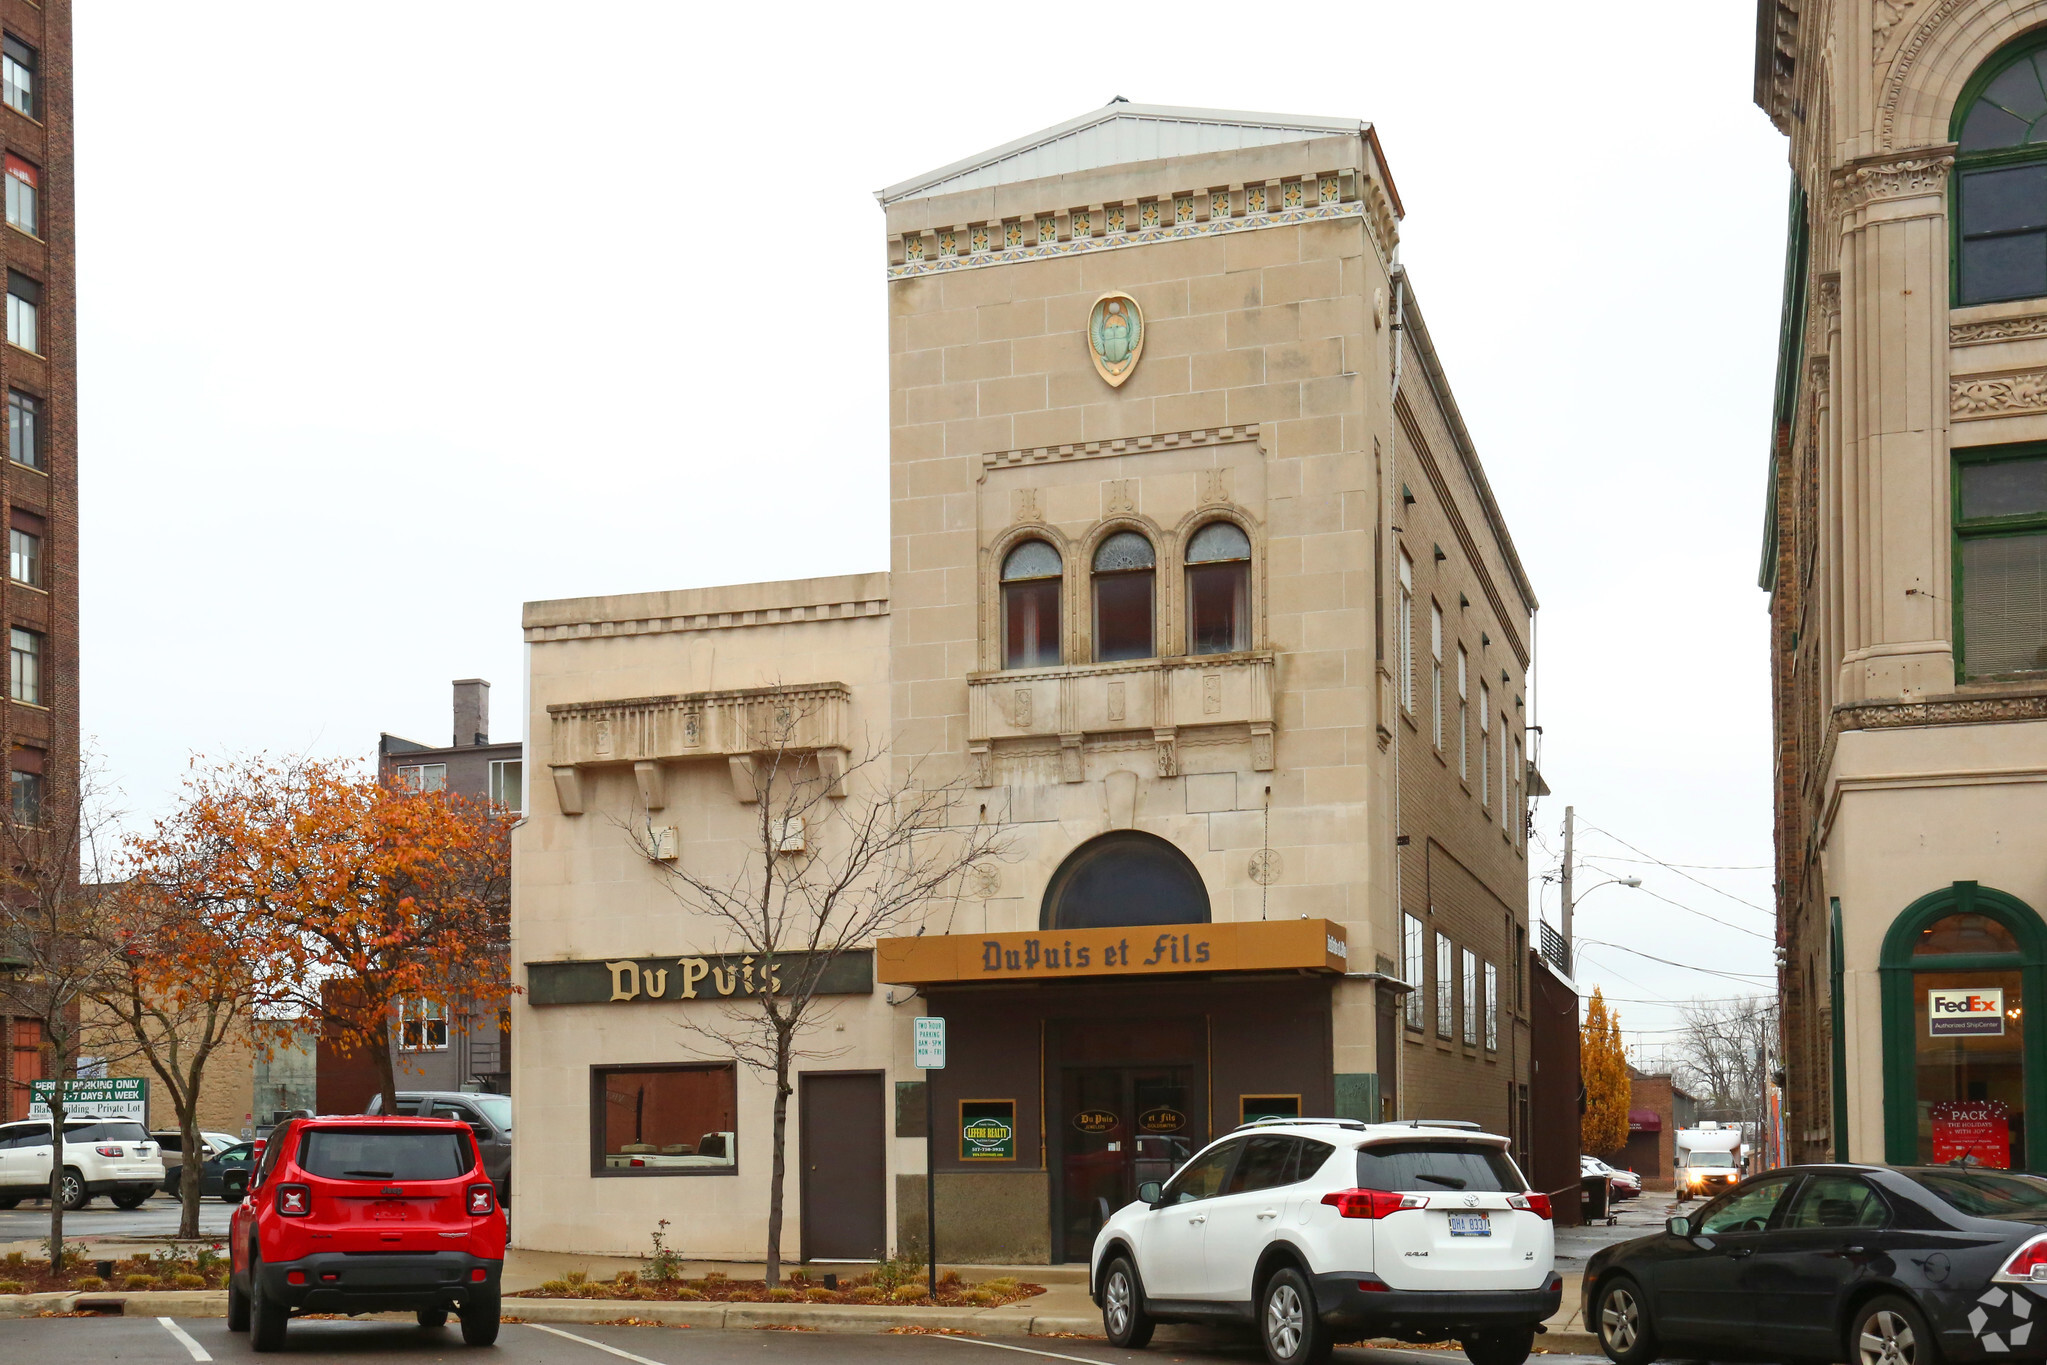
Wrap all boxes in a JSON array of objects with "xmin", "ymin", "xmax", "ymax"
[
  {"xmin": 370, "ymin": 1202, "xmax": 409, "ymax": 1221},
  {"xmin": 1448, "ymin": 1213, "xmax": 1491, "ymax": 1236}
]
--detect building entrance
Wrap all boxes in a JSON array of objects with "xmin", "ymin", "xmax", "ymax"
[{"xmin": 1050, "ymin": 1015, "xmax": 1206, "ymax": 1262}]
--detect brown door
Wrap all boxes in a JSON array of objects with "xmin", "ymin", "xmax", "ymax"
[{"xmin": 800, "ymin": 1071, "xmax": 887, "ymax": 1262}]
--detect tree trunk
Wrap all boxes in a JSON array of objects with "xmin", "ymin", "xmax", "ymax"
[
  {"xmin": 45, "ymin": 1088, "xmax": 64, "ymax": 1273},
  {"xmin": 765, "ymin": 1030, "xmax": 792, "ymax": 1287},
  {"xmin": 176, "ymin": 1097, "xmax": 203, "ymax": 1240},
  {"xmin": 373, "ymin": 1008, "xmax": 401, "ymax": 1118}
]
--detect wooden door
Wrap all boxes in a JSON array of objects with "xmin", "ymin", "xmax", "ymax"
[{"xmin": 799, "ymin": 1070, "xmax": 887, "ymax": 1262}]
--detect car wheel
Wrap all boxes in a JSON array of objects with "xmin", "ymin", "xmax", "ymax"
[
  {"xmin": 417, "ymin": 1308, "xmax": 449, "ymax": 1328},
  {"xmin": 58, "ymin": 1168, "xmax": 88, "ymax": 1210},
  {"xmin": 459, "ymin": 1288, "xmax": 500, "ymax": 1347},
  {"xmin": 1852, "ymin": 1295, "xmax": 1939, "ymax": 1365},
  {"xmin": 1595, "ymin": 1276, "xmax": 1659, "ymax": 1365},
  {"xmin": 1259, "ymin": 1265, "xmax": 1331, "ymax": 1365},
  {"xmin": 250, "ymin": 1253, "xmax": 288, "ymax": 1353},
  {"xmin": 0, "ymin": 1197, "xmax": 17, "ymax": 1210},
  {"xmin": 221, "ymin": 1174, "xmax": 245, "ymax": 1204},
  {"xmin": 111, "ymin": 1190, "xmax": 149, "ymax": 1210},
  {"xmin": 227, "ymin": 1274, "xmax": 250, "ymax": 1333},
  {"xmin": 1463, "ymin": 1325, "xmax": 1536, "ymax": 1365},
  {"xmin": 1100, "ymin": 1256, "xmax": 1155, "ymax": 1349}
]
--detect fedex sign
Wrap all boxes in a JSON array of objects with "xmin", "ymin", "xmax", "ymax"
[{"xmin": 1928, "ymin": 986, "xmax": 2006, "ymax": 1037}]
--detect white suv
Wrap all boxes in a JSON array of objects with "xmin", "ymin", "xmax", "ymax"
[
  {"xmin": 0, "ymin": 1118, "xmax": 165, "ymax": 1210},
  {"xmin": 1091, "ymin": 1119, "xmax": 1560, "ymax": 1365}
]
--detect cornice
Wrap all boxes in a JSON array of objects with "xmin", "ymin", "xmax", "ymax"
[{"xmin": 979, "ymin": 423, "xmax": 1265, "ymax": 476}]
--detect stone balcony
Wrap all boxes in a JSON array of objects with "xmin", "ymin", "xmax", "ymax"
[
  {"xmin": 966, "ymin": 652, "xmax": 1275, "ymax": 784},
  {"xmin": 546, "ymin": 682, "xmax": 852, "ymax": 812}
]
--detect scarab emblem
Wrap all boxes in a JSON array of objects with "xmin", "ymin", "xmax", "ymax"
[{"xmin": 1088, "ymin": 292, "xmax": 1145, "ymax": 387}]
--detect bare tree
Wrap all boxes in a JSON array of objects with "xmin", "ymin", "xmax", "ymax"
[
  {"xmin": 0, "ymin": 751, "xmax": 134, "ymax": 1272},
  {"xmin": 626, "ymin": 700, "xmax": 1009, "ymax": 1287},
  {"xmin": 1669, "ymin": 995, "xmax": 1779, "ymax": 1138}
]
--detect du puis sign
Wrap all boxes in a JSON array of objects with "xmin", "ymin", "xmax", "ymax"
[{"xmin": 876, "ymin": 919, "xmax": 1348, "ymax": 986}]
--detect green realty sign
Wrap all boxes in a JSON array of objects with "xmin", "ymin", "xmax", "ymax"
[
  {"xmin": 29, "ymin": 1077, "xmax": 147, "ymax": 1122},
  {"xmin": 960, "ymin": 1100, "xmax": 1015, "ymax": 1160}
]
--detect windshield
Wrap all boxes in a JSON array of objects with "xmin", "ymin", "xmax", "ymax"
[
  {"xmin": 1681, "ymin": 1150, "xmax": 1737, "ymax": 1167},
  {"xmin": 474, "ymin": 1096, "xmax": 511, "ymax": 1131},
  {"xmin": 296, "ymin": 1128, "xmax": 471, "ymax": 1182},
  {"xmin": 1909, "ymin": 1169, "xmax": 2047, "ymax": 1219},
  {"xmin": 1357, "ymin": 1142, "xmax": 1521, "ymax": 1193}
]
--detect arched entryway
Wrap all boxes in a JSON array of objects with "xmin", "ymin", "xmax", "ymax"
[
  {"xmin": 1879, "ymin": 882, "xmax": 2047, "ymax": 1169},
  {"xmin": 1039, "ymin": 830, "xmax": 1211, "ymax": 930}
]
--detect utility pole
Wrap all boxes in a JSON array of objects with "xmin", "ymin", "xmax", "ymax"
[{"xmin": 1560, "ymin": 805, "xmax": 1575, "ymax": 970}]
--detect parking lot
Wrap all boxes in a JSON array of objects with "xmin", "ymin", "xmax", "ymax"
[{"xmin": 0, "ymin": 1191, "xmax": 233, "ymax": 1243}]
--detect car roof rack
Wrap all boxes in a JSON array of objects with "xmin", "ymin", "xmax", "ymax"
[
  {"xmin": 1408, "ymin": 1118, "xmax": 1483, "ymax": 1130},
  {"xmin": 1231, "ymin": 1117, "xmax": 1368, "ymax": 1132}
]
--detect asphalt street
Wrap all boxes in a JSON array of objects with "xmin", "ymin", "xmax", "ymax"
[
  {"xmin": 0, "ymin": 1316, "xmax": 1613, "ymax": 1364},
  {"xmin": 0, "ymin": 1192, "xmax": 233, "ymax": 1243}
]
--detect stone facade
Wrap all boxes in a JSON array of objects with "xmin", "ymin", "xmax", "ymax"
[{"xmin": 512, "ymin": 106, "xmax": 1537, "ymax": 1261}]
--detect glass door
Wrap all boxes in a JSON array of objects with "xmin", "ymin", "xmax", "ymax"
[{"xmin": 1057, "ymin": 1065, "xmax": 1192, "ymax": 1260}]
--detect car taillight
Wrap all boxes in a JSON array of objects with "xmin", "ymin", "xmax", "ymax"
[
  {"xmin": 1999, "ymin": 1236, "xmax": 2047, "ymax": 1282},
  {"xmin": 629, "ymin": 1158, "xmax": 645, "ymax": 1167},
  {"xmin": 94, "ymin": 1145, "xmax": 123, "ymax": 1158},
  {"xmin": 1509, "ymin": 1192, "xmax": 1553, "ymax": 1220},
  {"xmin": 467, "ymin": 1184, "xmax": 496, "ymax": 1215},
  {"xmin": 1321, "ymin": 1188, "xmax": 1429, "ymax": 1219},
  {"xmin": 275, "ymin": 1183, "xmax": 311, "ymax": 1216}
]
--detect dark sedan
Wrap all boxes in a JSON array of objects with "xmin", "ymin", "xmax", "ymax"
[
  {"xmin": 160, "ymin": 1140, "xmax": 255, "ymax": 1202},
  {"xmin": 1585, "ymin": 1163, "xmax": 2047, "ymax": 1365}
]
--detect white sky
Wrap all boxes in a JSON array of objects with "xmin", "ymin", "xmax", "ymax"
[{"xmin": 74, "ymin": 3, "xmax": 1788, "ymax": 1055}]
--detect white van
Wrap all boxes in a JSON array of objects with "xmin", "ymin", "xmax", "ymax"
[{"xmin": 0, "ymin": 1118, "xmax": 164, "ymax": 1209}]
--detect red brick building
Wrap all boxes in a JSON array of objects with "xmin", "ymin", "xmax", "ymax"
[{"xmin": 1612, "ymin": 1066, "xmax": 1697, "ymax": 1191}]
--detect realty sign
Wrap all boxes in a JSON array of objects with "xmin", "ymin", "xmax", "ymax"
[
  {"xmin": 1929, "ymin": 987, "xmax": 2007, "ymax": 1036},
  {"xmin": 28, "ymin": 1077, "xmax": 147, "ymax": 1122}
]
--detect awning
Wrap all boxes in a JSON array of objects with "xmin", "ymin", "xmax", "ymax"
[
  {"xmin": 877, "ymin": 918, "xmax": 1348, "ymax": 986},
  {"xmin": 1628, "ymin": 1108, "xmax": 1662, "ymax": 1133}
]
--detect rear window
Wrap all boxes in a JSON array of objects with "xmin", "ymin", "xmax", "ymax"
[
  {"xmin": 1907, "ymin": 1169, "xmax": 2047, "ymax": 1219},
  {"xmin": 296, "ymin": 1128, "xmax": 472, "ymax": 1182},
  {"xmin": 66, "ymin": 1121, "xmax": 148, "ymax": 1144},
  {"xmin": 1356, "ymin": 1142, "xmax": 1522, "ymax": 1193}
]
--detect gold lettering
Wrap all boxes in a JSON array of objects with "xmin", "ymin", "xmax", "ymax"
[
  {"xmin": 607, "ymin": 961, "xmax": 640, "ymax": 1002},
  {"xmin": 765, "ymin": 960, "xmax": 783, "ymax": 993},
  {"xmin": 742, "ymin": 956, "xmax": 756, "ymax": 994},
  {"xmin": 641, "ymin": 967, "xmax": 669, "ymax": 998},
  {"xmin": 713, "ymin": 966, "xmax": 738, "ymax": 996},
  {"xmin": 678, "ymin": 958, "xmax": 710, "ymax": 999}
]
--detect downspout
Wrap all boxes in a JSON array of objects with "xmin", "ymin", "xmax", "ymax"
[{"xmin": 1386, "ymin": 259, "xmax": 1407, "ymax": 1118}]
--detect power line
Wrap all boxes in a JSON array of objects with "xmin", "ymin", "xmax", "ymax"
[
  {"xmin": 1577, "ymin": 819, "xmax": 1774, "ymax": 916},
  {"xmin": 1589, "ymin": 854, "xmax": 1771, "ymax": 872},
  {"xmin": 1574, "ymin": 937, "xmax": 1775, "ymax": 983},
  {"xmin": 1577, "ymin": 864, "xmax": 1773, "ymax": 941}
]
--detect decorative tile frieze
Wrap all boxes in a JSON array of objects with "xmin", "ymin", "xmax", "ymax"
[
  {"xmin": 1952, "ymin": 370, "xmax": 2047, "ymax": 420},
  {"xmin": 889, "ymin": 198, "xmax": 1367, "ymax": 279},
  {"xmin": 1952, "ymin": 315, "xmax": 2047, "ymax": 347},
  {"xmin": 980, "ymin": 423, "xmax": 1262, "ymax": 473}
]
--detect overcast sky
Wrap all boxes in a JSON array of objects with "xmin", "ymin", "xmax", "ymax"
[{"xmin": 73, "ymin": 4, "xmax": 1787, "ymax": 1055}]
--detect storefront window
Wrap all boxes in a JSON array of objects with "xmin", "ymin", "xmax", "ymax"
[
  {"xmin": 1913, "ymin": 914, "xmax": 2026, "ymax": 1168},
  {"xmin": 592, "ymin": 1064, "xmax": 737, "ymax": 1175}
]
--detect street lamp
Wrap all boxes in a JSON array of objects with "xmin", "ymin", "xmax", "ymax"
[{"xmin": 1559, "ymin": 805, "xmax": 1642, "ymax": 963}]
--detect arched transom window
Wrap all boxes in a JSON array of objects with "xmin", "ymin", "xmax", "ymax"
[
  {"xmin": 1184, "ymin": 520, "xmax": 1251, "ymax": 654},
  {"xmin": 1955, "ymin": 39, "xmax": 2047, "ymax": 305},
  {"xmin": 1092, "ymin": 531, "xmax": 1155, "ymax": 662},
  {"xmin": 1000, "ymin": 539, "xmax": 1061, "ymax": 669}
]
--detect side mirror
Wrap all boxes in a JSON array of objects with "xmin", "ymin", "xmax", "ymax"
[
  {"xmin": 1138, "ymin": 1181, "xmax": 1163, "ymax": 1206},
  {"xmin": 1667, "ymin": 1216, "xmax": 1691, "ymax": 1238}
]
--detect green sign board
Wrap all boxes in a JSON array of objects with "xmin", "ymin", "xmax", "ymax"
[
  {"xmin": 961, "ymin": 1100, "xmax": 1015, "ymax": 1161},
  {"xmin": 29, "ymin": 1077, "xmax": 147, "ymax": 1121}
]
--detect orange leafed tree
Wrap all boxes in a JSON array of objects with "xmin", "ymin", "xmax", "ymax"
[
  {"xmin": 1580, "ymin": 988, "xmax": 1631, "ymax": 1158},
  {"xmin": 128, "ymin": 755, "xmax": 513, "ymax": 1118}
]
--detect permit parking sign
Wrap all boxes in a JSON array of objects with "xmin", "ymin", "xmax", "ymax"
[
  {"xmin": 29, "ymin": 1077, "xmax": 147, "ymax": 1122},
  {"xmin": 1929, "ymin": 986, "xmax": 2006, "ymax": 1036}
]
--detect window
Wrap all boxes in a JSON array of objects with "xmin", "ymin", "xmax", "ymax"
[
  {"xmin": 488, "ymin": 759, "xmax": 522, "ymax": 813},
  {"xmin": 6, "ymin": 271, "xmax": 36, "ymax": 353},
  {"xmin": 1160, "ymin": 1138, "xmax": 1240, "ymax": 1203},
  {"xmin": 1953, "ymin": 449, "xmax": 2047, "ymax": 677},
  {"xmin": 8, "ymin": 391, "xmax": 37, "ymax": 469},
  {"xmin": 593, "ymin": 1064, "xmax": 738, "ymax": 1174},
  {"xmin": 1479, "ymin": 683, "xmax": 1492, "ymax": 806},
  {"xmin": 1501, "ymin": 720, "xmax": 1511, "ymax": 832},
  {"xmin": 1697, "ymin": 1174, "xmax": 1796, "ymax": 1234},
  {"xmin": 397, "ymin": 999, "xmax": 447, "ymax": 1051},
  {"xmin": 1092, "ymin": 531, "xmax": 1154, "ymax": 662},
  {"xmin": 1435, "ymin": 933, "xmax": 1453, "ymax": 1037},
  {"xmin": 298, "ymin": 1127, "xmax": 470, "ymax": 1182},
  {"xmin": 10, "ymin": 626, "xmax": 38, "ymax": 704},
  {"xmin": 4, "ymin": 155, "xmax": 34, "ymax": 237},
  {"xmin": 1484, "ymin": 962, "xmax": 1499, "ymax": 1051},
  {"xmin": 1955, "ymin": 39, "xmax": 2047, "ymax": 305},
  {"xmin": 1185, "ymin": 520, "xmax": 1251, "ymax": 654},
  {"xmin": 9, "ymin": 516, "xmax": 37, "ymax": 587},
  {"xmin": 1430, "ymin": 603, "xmax": 1444, "ymax": 747},
  {"xmin": 397, "ymin": 763, "xmax": 446, "ymax": 792},
  {"xmin": 1512, "ymin": 736, "xmax": 1524, "ymax": 846},
  {"xmin": 11, "ymin": 745, "xmax": 38, "ymax": 824},
  {"xmin": 1403, "ymin": 913, "xmax": 1425, "ymax": 1029},
  {"xmin": 1355, "ymin": 1141, "xmax": 1522, "ymax": 1193},
  {"xmin": 1456, "ymin": 645, "xmax": 1468, "ymax": 779},
  {"xmin": 1783, "ymin": 1174, "xmax": 1888, "ymax": 1229},
  {"xmin": 1462, "ymin": 948, "xmax": 1479, "ymax": 1045},
  {"xmin": 1398, "ymin": 550, "xmax": 1414, "ymax": 712},
  {"xmin": 1, "ymin": 37, "xmax": 34, "ymax": 120},
  {"xmin": 1001, "ymin": 539, "xmax": 1061, "ymax": 668}
]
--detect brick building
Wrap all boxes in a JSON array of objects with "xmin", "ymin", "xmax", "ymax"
[
  {"xmin": 0, "ymin": 0, "xmax": 79, "ymax": 1123},
  {"xmin": 1612, "ymin": 1066, "xmax": 1696, "ymax": 1191}
]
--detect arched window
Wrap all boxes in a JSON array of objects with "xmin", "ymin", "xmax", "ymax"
[
  {"xmin": 1092, "ymin": 531, "xmax": 1155, "ymax": 662},
  {"xmin": 1041, "ymin": 830, "xmax": 1211, "ymax": 930},
  {"xmin": 1000, "ymin": 539, "xmax": 1061, "ymax": 669},
  {"xmin": 1955, "ymin": 38, "xmax": 2047, "ymax": 304},
  {"xmin": 1184, "ymin": 521, "xmax": 1251, "ymax": 655}
]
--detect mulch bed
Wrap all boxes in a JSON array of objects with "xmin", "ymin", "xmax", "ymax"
[
  {"xmin": 0, "ymin": 1251, "xmax": 228, "ymax": 1296},
  {"xmin": 511, "ymin": 1269, "xmax": 1043, "ymax": 1309}
]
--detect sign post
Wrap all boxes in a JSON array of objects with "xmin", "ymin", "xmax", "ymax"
[{"xmin": 913, "ymin": 1016, "xmax": 946, "ymax": 1302}]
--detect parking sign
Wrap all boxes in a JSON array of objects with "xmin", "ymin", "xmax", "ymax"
[{"xmin": 914, "ymin": 1016, "xmax": 946, "ymax": 1069}]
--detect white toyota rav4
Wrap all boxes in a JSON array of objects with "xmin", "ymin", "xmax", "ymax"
[{"xmin": 1091, "ymin": 1118, "xmax": 1560, "ymax": 1365}]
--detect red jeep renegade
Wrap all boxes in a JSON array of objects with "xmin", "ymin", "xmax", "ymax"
[{"xmin": 228, "ymin": 1114, "xmax": 506, "ymax": 1351}]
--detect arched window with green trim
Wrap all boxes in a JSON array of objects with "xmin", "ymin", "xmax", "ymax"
[
  {"xmin": 1879, "ymin": 882, "xmax": 2047, "ymax": 1169},
  {"xmin": 1954, "ymin": 34, "xmax": 2047, "ymax": 304}
]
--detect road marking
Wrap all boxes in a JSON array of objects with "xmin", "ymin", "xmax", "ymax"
[
  {"xmin": 525, "ymin": 1322, "xmax": 674, "ymax": 1365},
  {"xmin": 929, "ymin": 1335, "xmax": 1121, "ymax": 1365},
  {"xmin": 156, "ymin": 1317, "xmax": 212, "ymax": 1362}
]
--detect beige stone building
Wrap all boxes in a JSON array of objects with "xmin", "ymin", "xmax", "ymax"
[
  {"xmin": 512, "ymin": 104, "xmax": 1539, "ymax": 1262},
  {"xmin": 1758, "ymin": 2, "xmax": 2047, "ymax": 1172}
]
